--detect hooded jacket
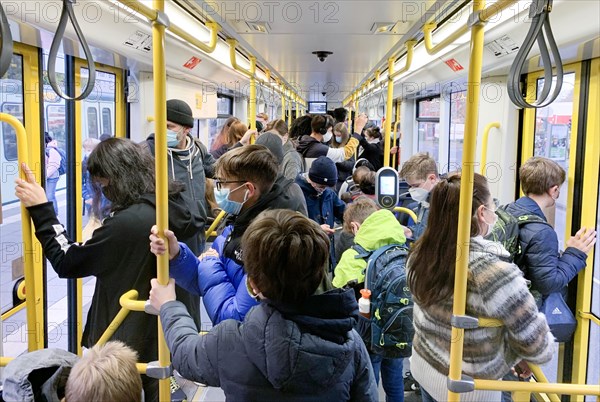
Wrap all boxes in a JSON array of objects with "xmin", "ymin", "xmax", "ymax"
[
  {"xmin": 282, "ymin": 140, "xmax": 304, "ymax": 181},
  {"xmin": 169, "ymin": 175, "xmax": 308, "ymax": 324},
  {"xmin": 296, "ymin": 133, "xmax": 361, "ymax": 164},
  {"xmin": 143, "ymin": 134, "xmax": 215, "ymax": 254},
  {"xmin": 504, "ymin": 196, "xmax": 588, "ymax": 296},
  {"xmin": 296, "ymin": 173, "xmax": 346, "ymax": 228},
  {"xmin": 332, "ymin": 209, "xmax": 407, "ymax": 288},
  {"xmin": 160, "ymin": 288, "xmax": 378, "ymax": 401},
  {"xmin": 26, "ymin": 193, "xmax": 201, "ymax": 373}
]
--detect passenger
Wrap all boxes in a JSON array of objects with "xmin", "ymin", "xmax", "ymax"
[
  {"xmin": 357, "ymin": 126, "xmax": 385, "ymax": 171},
  {"xmin": 331, "ymin": 123, "xmax": 354, "ymax": 191},
  {"xmin": 143, "ymin": 99, "xmax": 215, "ymax": 255},
  {"xmin": 399, "ymin": 152, "xmax": 440, "ymax": 240},
  {"xmin": 334, "ymin": 107, "xmax": 348, "ymax": 124},
  {"xmin": 14, "ymin": 138, "xmax": 201, "ymax": 402},
  {"xmin": 332, "ymin": 198, "xmax": 407, "ymax": 402},
  {"xmin": 340, "ymin": 165, "xmax": 371, "ymax": 203},
  {"xmin": 211, "ymin": 121, "xmax": 248, "ymax": 159},
  {"xmin": 407, "ymin": 173, "xmax": 555, "ymax": 402},
  {"xmin": 289, "ymin": 114, "xmax": 313, "ymax": 143},
  {"xmin": 44, "ymin": 133, "xmax": 62, "ymax": 215},
  {"xmin": 263, "ymin": 118, "xmax": 304, "ymax": 181},
  {"xmin": 149, "ymin": 145, "xmax": 307, "ymax": 324},
  {"xmin": 504, "ymin": 157, "xmax": 596, "ymax": 299},
  {"xmin": 149, "ymin": 209, "xmax": 378, "ymax": 402},
  {"xmin": 210, "ymin": 116, "xmax": 239, "ymax": 153},
  {"xmin": 82, "ymin": 138, "xmax": 100, "ymax": 217},
  {"xmin": 256, "ymin": 111, "xmax": 269, "ymax": 125},
  {"xmin": 65, "ymin": 341, "xmax": 143, "ymax": 402},
  {"xmin": 358, "ymin": 171, "xmax": 376, "ymax": 199},
  {"xmin": 296, "ymin": 114, "xmax": 367, "ymax": 168}
]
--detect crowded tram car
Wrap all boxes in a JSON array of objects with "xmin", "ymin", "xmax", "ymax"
[{"xmin": 0, "ymin": 0, "xmax": 598, "ymax": 401}]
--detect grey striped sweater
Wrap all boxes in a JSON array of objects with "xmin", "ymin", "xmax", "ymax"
[{"xmin": 409, "ymin": 236, "xmax": 555, "ymax": 380}]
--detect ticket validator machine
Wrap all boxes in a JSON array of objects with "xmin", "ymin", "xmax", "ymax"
[{"xmin": 375, "ymin": 167, "xmax": 399, "ymax": 209}]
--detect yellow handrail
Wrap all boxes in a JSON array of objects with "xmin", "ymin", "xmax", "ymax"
[
  {"xmin": 530, "ymin": 364, "xmax": 562, "ymax": 402},
  {"xmin": 447, "ymin": 0, "xmax": 487, "ymax": 400},
  {"xmin": 579, "ymin": 311, "xmax": 600, "ymax": 326},
  {"xmin": 0, "ymin": 113, "xmax": 41, "ymax": 351},
  {"xmin": 205, "ymin": 210, "xmax": 226, "ymax": 238},
  {"xmin": 0, "ymin": 357, "xmax": 13, "ymax": 367},
  {"xmin": 1, "ymin": 302, "xmax": 27, "ymax": 321},
  {"xmin": 383, "ymin": 57, "xmax": 394, "ymax": 168},
  {"xmin": 423, "ymin": 22, "xmax": 469, "ymax": 55},
  {"xmin": 389, "ymin": 41, "xmax": 417, "ymax": 80},
  {"xmin": 393, "ymin": 207, "xmax": 418, "ymax": 224},
  {"xmin": 474, "ymin": 379, "xmax": 600, "ymax": 396},
  {"xmin": 481, "ymin": 122, "xmax": 500, "ymax": 174},
  {"xmin": 151, "ymin": 1, "xmax": 171, "ymax": 399}
]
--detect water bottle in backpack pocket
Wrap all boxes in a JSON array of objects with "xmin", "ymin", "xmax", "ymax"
[{"xmin": 353, "ymin": 243, "xmax": 414, "ymax": 358}]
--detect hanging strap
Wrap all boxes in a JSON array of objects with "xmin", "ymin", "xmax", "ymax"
[
  {"xmin": 48, "ymin": 0, "xmax": 96, "ymax": 100},
  {"xmin": 507, "ymin": 0, "xmax": 563, "ymax": 108},
  {"xmin": 0, "ymin": 2, "xmax": 14, "ymax": 78}
]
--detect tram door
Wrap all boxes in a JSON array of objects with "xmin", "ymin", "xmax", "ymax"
[{"xmin": 522, "ymin": 59, "xmax": 599, "ymax": 399}]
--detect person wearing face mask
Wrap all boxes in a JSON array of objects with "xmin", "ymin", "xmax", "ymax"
[
  {"xmin": 296, "ymin": 156, "xmax": 346, "ymax": 267},
  {"xmin": 296, "ymin": 114, "xmax": 366, "ymax": 170},
  {"xmin": 357, "ymin": 127, "xmax": 385, "ymax": 171},
  {"xmin": 15, "ymin": 138, "xmax": 202, "ymax": 402},
  {"xmin": 148, "ymin": 145, "xmax": 308, "ymax": 325},
  {"xmin": 503, "ymin": 157, "xmax": 596, "ymax": 303},
  {"xmin": 399, "ymin": 152, "xmax": 441, "ymax": 240},
  {"xmin": 142, "ymin": 99, "xmax": 216, "ymax": 256},
  {"xmin": 331, "ymin": 197, "xmax": 407, "ymax": 402},
  {"xmin": 406, "ymin": 172, "xmax": 555, "ymax": 402}
]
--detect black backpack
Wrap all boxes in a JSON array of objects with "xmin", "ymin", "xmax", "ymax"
[
  {"xmin": 484, "ymin": 205, "xmax": 549, "ymax": 265},
  {"xmin": 354, "ymin": 243, "xmax": 413, "ymax": 358},
  {"xmin": 46, "ymin": 146, "xmax": 67, "ymax": 175}
]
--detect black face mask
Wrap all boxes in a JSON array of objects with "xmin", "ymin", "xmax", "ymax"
[{"xmin": 101, "ymin": 185, "xmax": 116, "ymax": 202}]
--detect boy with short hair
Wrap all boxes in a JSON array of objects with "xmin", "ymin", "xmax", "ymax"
[
  {"xmin": 399, "ymin": 152, "xmax": 440, "ymax": 239},
  {"xmin": 332, "ymin": 198, "xmax": 407, "ymax": 402},
  {"xmin": 505, "ymin": 156, "xmax": 596, "ymax": 298},
  {"xmin": 149, "ymin": 209, "xmax": 378, "ymax": 401},
  {"xmin": 65, "ymin": 341, "xmax": 142, "ymax": 402}
]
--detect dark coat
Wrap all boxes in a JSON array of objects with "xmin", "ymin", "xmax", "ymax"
[
  {"xmin": 505, "ymin": 196, "xmax": 588, "ymax": 296},
  {"xmin": 160, "ymin": 288, "xmax": 378, "ymax": 401},
  {"xmin": 27, "ymin": 194, "xmax": 201, "ymax": 401},
  {"xmin": 296, "ymin": 174, "xmax": 346, "ymax": 228}
]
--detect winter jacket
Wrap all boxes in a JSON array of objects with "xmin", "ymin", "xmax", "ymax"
[
  {"xmin": 27, "ymin": 194, "xmax": 201, "ymax": 402},
  {"xmin": 505, "ymin": 196, "xmax": 588, "ymax": 296},
  {"xmin": 210, "ymin": 143, "xmax": 231, "ymax": 159},
  {"xmin": 143, "ymin": 134, "xmax": 215, "ymax": 254},
  {"xmin": 357, "ymin": 138, "xmax": 384, "ymax": 171},
  {"xmin": 332, "ymin": 209, "xmax": 406, "ymax": 288},
  {"xmin": 169, "ymin": 175, "xmax": 308, "ymax": 324},
  {"xmin": 296, "ymin": 133, "xmax": 361, "ymax": 164},
  {"xmin": 406, "ymin": 193, "xmax": 431, "ymax": 240},
  {"xmin": 408, "ymin": 236, "xmax": 554, "ymax": 402},
  {"xmin": 296, "ymin": 173, "xmax": 345, "ymax": 228},
  {"xmin": 160, "ymin": 288, "xmax": 378, "ymax": 402},
  {"xmin": 282, "ymin": 140, "xmax": 304, "ymax": 180},
  {"xmin": 335, "ymin": 156, "xmax": 355, "ymax": 192}
]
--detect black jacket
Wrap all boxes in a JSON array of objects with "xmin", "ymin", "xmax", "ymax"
[
  {"xmin": 160, "ymin": 288, "xmax": 378, "ymax": 401},
  {"xmin": 28, "ymin": 194, "xmax": 201, "ymax": 401}
]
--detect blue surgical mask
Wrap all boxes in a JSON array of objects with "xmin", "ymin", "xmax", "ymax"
[
  {"xmin": 166, "ymin": 129, "xmax": 180, "ymax": 147},
  {"xmin": 335, "ymin": 136, "xmax": 343, "ymax": 144},
  {"xmin": 214, "ymin": 183, "xmax": 249, "ymax": 215}
]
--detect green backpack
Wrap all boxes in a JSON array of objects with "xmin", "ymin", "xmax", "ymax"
[{"xmin": 485, "ymin": 206, "xmax": 550, "ymax": 265}]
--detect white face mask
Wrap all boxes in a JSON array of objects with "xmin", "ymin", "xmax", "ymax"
[
  {"xmin": 482, "ymin": 207, "xmax": 498, "ymax": 237},
  {"xmin": 322, "ymin": 131, "xmax": 333, "ymax": 143},
  {"xmin": 409, "ymin": 187, "xmax": 429, "ymax": 203}
]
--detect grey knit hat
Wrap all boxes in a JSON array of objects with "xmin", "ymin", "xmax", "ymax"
[
  {"xmin": 256, "ymin": 132, "xmax": 284, "ymax": 164},
  {"xmin": 166, "ymin": 99, "xmax": 194, "ymax": 128}
]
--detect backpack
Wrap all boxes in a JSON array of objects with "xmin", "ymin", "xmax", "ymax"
[
  {"xmin": 46, "ymin": 146, "xmax": 67, "ymax": 175},
  {"xmin": 484, "ymin": 205, "xmax": 548, "ymax": 265},
  {"xmin": 353, "ymin": 243, "xmax": 413, "ymax": 358}
]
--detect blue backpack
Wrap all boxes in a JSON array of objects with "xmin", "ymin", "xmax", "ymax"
[
  {"xmin": 354, "ymin": 243, "xmax": 413, "ymax": 358},
  {"xmin": 46, "ymin": 146, "xmax": 67, "ymax": 175}
]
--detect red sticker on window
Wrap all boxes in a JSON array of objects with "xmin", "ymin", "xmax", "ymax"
[
  {"xmin": 445, "ymin": 59, "xmax": 464, "ymax": 72},
  {"xmin": 183, "ymin": 57, "xmax": 202, "ymax": 70}
]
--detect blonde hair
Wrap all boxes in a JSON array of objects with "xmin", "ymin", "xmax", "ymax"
[
  {"xmin": 342, "ymin": 197, "xmax": 378, "ymax": 232},
  {"xmin": 399, "ymin": 152, "xmax": 438, "ymax": 181},
  {"xmin": 331, "ymin": 122, "xmax": 349, "ymax": 149},
  {"xmin": 65, "ymin": 341, "xmax": 142, "ymax": 402},
  {"xmin": 519, "ymin": 156, "xmax": 566, "ymax": 195}
]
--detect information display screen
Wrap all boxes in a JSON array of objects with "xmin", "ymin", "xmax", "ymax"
[{"xmin": 308, "ymin": 102, "xmax": 327, "ymax": 114}]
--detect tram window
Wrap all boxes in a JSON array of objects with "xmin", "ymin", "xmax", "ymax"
[
  {"xmin": 46, "ymin": 105, "xmax": 66, "ymax": 148},
  {"xmin": 449, "ymin": 91, "xmax": 466, "ymax": 169},
  {"xmin": 534, "ymin": 73, "xmax": 575, "ymax": 250},
  {"xmin": 87, "ymin": 107, "xmax": 99, "ymax": 138},
  {"xmin": 1, "ymin": 55, "xmax": 24, "ymax": 163},
  {"xmin": 102, "ymin": 107, "xmax": 112, "ymax": 136},
  {"xmin": 217, "ymin": 94, "xmax": 233, "ymax": 115},
  {"xmin": 208, "ymin": 94, "xmax": 234, "ymax": 149},
  {"xmin": 416, "ymin": 97, "xmax": 440, "ymax": 161},
  {"xmin": 1, "ymin": 103, "xmax": 22, "ymax": 161}
]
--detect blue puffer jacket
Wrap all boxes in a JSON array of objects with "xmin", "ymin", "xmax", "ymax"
[
  {"xmin": 170, "ymin": 225, "xmax": 257, "ymax": 324},
  {"xmin": 160, "ymin": 288, "xmax": 378, "ymax": 402},
  {"xmin": 296, "ymin": 173, "xmax": 346, "ymax": 227},
  {"xmin": 505, "ymin": 196, "xmax": 588, "ymax": 296}
]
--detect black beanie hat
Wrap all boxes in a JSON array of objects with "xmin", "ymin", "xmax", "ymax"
[
  {"xmin": 166, "ymin": 99, "xmax": 194, "ymax": 128},
  {"xmin": 309, "ymin": 156, "xmax": 338, "ymax": 187}
]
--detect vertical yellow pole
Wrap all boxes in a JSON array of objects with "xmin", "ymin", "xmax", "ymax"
[
  {"xmin": 447, "ymin": 1, "xmax": 486, "ymax": 401},
  {"xmin": 151, "ymin": 1, "xmax": 171, "ymax": 400},
  {"xmin": 287, "ymin": 92, "xmax": 292, "ymax": 127},
  {"xmin": 393, "ymin": 100, "xmax": 401, "ymax": 168},
  {"xmin": 384, "ymin": 57, "xmax": 394, "ymax": 167},
  {"xmin": 249, "ymin": 56, "xmax": 257, "ymax": 131}
]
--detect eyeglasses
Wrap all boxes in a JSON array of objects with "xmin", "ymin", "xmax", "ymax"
[{"xmin": 214, "ymin": 179, "xmax": 248, "ymax": 191}]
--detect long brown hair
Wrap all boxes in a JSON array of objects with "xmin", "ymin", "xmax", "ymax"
[
  {"xmin": 211, "ymin": 116, "xmax": 239, "ymax": 151},
  {"xmin": 227, "ymin": 122, "xmax": 248, "ymax": 147},
  {"xmin": 407, "ymin": 172, "xmax": 490, "ymax": 307}
]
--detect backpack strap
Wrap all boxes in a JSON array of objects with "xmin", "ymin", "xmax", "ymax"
[
  {"xmin": 357, "ymin": 244, "xmax": 405, "ymax": 290},
  {"xmin": 516, "ymin": 213, "xmax": 550, "ymax": 227}
]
